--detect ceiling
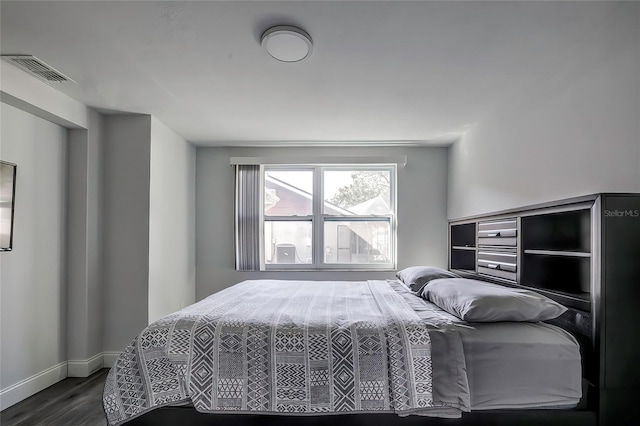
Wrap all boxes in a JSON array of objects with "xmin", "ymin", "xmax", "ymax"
[{"xmin": 0, "ymin": 1, "xmax": 618, "ymax": 146}]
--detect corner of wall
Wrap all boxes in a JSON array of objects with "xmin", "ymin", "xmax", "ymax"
[{"xmin": 148, "ymin": 117, "xmax": 197, "ymax": 323}]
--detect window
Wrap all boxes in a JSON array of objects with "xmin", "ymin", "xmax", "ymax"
[{"xmin": 262, "ymin": 165, "xmax": 396, "ymax": 270}]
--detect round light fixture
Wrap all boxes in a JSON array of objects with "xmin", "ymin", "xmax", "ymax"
[{"xmin": 261, "ymin": 26, "xmax": 313, "ymax": 62}]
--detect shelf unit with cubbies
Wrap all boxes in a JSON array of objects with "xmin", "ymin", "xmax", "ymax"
[{"xmin": 448, "ymin": 193, "xmax": 640, "ymax": 425}]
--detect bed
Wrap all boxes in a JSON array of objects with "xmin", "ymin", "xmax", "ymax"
[{"xmin": 103, "ymin": 276, "xmax": 586, "ymax": 426}]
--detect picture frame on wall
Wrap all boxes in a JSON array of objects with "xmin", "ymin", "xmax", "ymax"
[{"xmin": 0, "ymin": 160, "xmax": 17, "ymax": 251}]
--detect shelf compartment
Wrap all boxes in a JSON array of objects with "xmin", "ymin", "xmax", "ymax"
[
  {"xmin": 521, "ymin": 209, "xmax": 591, "ymax": 252},
  {"xmin": 521, "ymin": 253, "xmax": 591, "ymax": 296},
  {"xmin": 450, "ymin": 248, "xmax": 476, "ymax": 272},
  {"xmin": 451, "ymin": 223, "xmax": 476, "ymax": 248}
]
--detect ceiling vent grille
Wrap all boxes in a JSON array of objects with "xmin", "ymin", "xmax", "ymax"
[{"xmin": 1, "ymin": 55, "xmax": 74, "ymax": 83}]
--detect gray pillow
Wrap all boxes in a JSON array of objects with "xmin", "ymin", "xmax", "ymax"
[
  {"xmin": 422, "ymin": 278, "xmax": 567, "ymax": 322},
  {"xmin": 395, "ymin": 266, "xmax": 461, "ymax": 293}
]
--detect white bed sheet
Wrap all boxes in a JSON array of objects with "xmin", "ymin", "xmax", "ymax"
[
  {"xmin": 392, "ymin": 279, "xmax": 583, "ymax": 411},
  {"xmin": 456, "ymin": 321, "xmax": 583, "ymax": 410}
]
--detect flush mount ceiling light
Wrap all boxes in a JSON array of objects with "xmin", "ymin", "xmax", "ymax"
[{"xmin": 261, "ymin": 26, "xmax": 313, "ymax": 62}]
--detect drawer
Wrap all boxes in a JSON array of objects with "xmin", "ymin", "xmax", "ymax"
[
  {"xmin": 478, "ymin": 266, "xmax": 517, "ymax": 282},
  {"xmin": 478, "ymin": 218, "xmax": 517, "ymax": 246},
  {"xmin": 478, "ymin": 250, "xmax": 517, "ymax": 282}
]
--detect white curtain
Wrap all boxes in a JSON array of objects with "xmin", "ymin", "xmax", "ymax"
[{"xmin": 235, "ymin": 165, "xmax": 261, "ymax": 270}]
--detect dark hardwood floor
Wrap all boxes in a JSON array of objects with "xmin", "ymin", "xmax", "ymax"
[{"xmin": 0, "ymin": 369, "xmax": 109, "ymax": 426}]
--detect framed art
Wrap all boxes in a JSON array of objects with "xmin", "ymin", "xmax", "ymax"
[{"xmin": 0, "ymin": 161, "xmax": 17, "ymax": 251}]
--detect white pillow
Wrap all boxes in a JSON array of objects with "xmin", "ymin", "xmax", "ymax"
[
  {"xmin": 422, "ymin": 278, "xmax": 567, "ymax": 322},
  {"xmin": 395, "ymin": 266, "xmax": 460, "ymax": 293}
]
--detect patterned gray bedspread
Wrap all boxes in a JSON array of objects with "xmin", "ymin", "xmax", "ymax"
[{"xmin": 103, "ymin": 280, "xmax": 470, "ymax": 425}]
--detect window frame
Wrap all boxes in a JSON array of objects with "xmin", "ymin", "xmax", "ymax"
[{"xmin": 263, "ymin": 164, "xmax": 397, "ymax": 271}]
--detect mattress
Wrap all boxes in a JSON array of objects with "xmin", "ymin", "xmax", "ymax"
[
  {"xmin": 457, "ymin": 321, "xmax": 582, "ymax": 410},
  {"xmin": 392, "ymin": 280, "xmax": 583, "ymax": 410}
]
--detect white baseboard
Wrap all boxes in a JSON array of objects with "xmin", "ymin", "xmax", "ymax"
[
  {"xmin": 0, "ymin": 351, "xmax": 123, "ymax": 410},
  {"xmin": 102, "ymin": 351, "xmax": 121, "ymax": 368},
  {"xmin": 67, "ymin": 353, "xmax": 104, "ymax": 377},
  {"xmin": 0, "ymin": 361, "xmax": 68, "ymax": 411}
]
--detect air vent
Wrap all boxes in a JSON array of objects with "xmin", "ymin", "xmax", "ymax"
[{"xmin": 1, "ymin": 55, "xmax": 74, "ymax": 83}]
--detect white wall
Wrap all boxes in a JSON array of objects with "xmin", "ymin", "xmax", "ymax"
[
  {"xmin": 148, "ymin": 117, "xmax": 196, "ymax": 323},
  {"xmin": 1, "ymin": 60, "xmax": 105, "ymax": 404},
  {"xmin": 1, "ymin": 58, "xmax": 194, "ymax": 396},
  {"xmin": 85, "ymin": 110, "xmax": 105, "ymax": 361},
  {"xmin": 448, "ymin": 2, "xmax": 640, "ymax": 219},
  {"xmin": 0, "ymin": 103, "xmax": 68, "ymax": 392},
  {"xmin": 66, "ymin": 128, "xmax": 89, "ymax": 363},
  {"xmin": 102, "ymin": 115, "xmax": 151, "ymax": 352},
  {"xmin": 196, "ymin": 146, "xmax": 448, "ymax": 299},
  {"xmin": 102, "ymin": 114, "xmax": 197, "ymax": 349},
  {"xmin": 66, "ymin": 110, "xmax": 105, "ymax": 374}
]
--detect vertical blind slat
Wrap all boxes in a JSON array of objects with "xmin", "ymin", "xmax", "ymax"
[{"xmin": 235, "ymin": 165, "xmax": 261, "ymax": 270}]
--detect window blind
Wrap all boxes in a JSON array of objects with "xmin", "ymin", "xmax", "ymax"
[{"xmin": 234, "ymin": 165, "xmax": 262, "ymax": 271}]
